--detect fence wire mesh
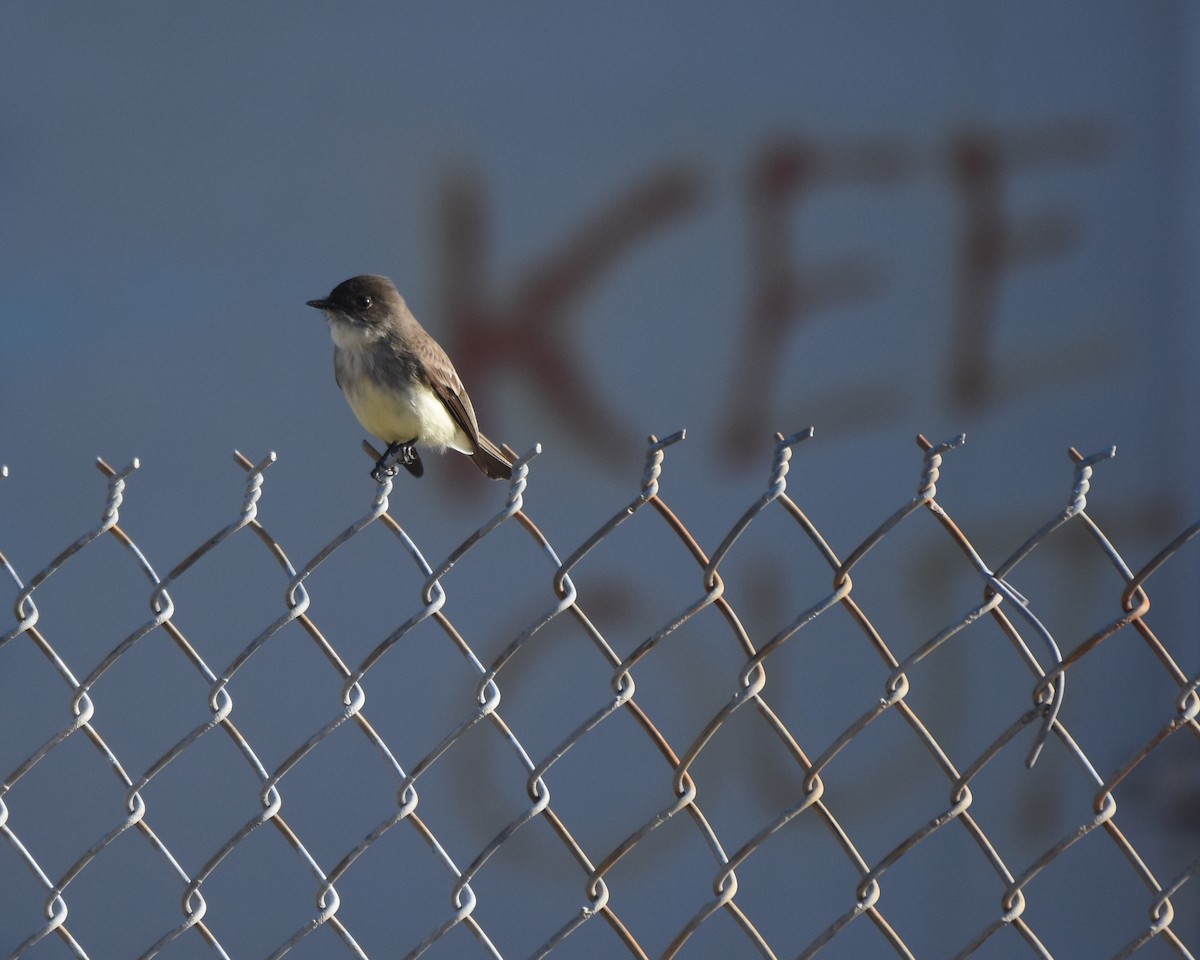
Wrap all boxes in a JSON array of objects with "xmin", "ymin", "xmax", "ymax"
[{"xmin": 1, "ymin": 432, "xmax": 1197, "ymax": 960}]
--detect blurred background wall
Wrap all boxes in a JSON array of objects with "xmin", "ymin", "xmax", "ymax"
[{"xmin": 2, "ymin": 3, "xmax": 1197, "ymax": 957}]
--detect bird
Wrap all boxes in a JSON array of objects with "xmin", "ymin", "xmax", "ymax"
[{"xmin": 307, "ymin": 274, "xmax": 512, "ymax": 482}]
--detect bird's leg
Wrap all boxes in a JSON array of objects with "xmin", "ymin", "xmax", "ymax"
[
  {"xmin": 371, "ymin": 440, "xmax": 423, "ymax": 481},
  {"xmin": 371, "ymin": 441, "xmax": 405, "ymax": 482},
  {"xmin": 399, "ymin": 441, "xmax": 424, "ymax": 478}
]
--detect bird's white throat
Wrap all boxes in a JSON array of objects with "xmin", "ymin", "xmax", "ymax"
[{"xmin": 328, "ymin": 318, "xmax": 384, "ymax": 351}]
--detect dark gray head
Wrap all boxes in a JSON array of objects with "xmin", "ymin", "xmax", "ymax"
[{"xmin": 306, "ymin": 274, "xmax": 404, "ymax": 327}]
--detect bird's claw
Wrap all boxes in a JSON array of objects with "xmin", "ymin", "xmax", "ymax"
[
  {"xmin": 372, "ymin": 440, "xmax": 422, "ymax": 482},
  {"xmin": 371, "ymin": 460, "xmax": 401, "ymax": 483}
]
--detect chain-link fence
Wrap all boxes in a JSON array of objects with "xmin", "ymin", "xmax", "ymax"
[{"xmin": 1, "ymin": 431, "xmax": 1197, "ymax": 960}]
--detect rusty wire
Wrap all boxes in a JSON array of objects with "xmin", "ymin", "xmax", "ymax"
[{"xmin": 1, "ymin": 432, "xmax": 1197, "ymax": 960}]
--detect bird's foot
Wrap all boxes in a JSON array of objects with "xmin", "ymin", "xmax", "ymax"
[
  {"xmin": 371, "ymin": 459, "xmax": 400, "ymax": 483},
  {"xmin": 372, "ymin": 440, "xmax": 423, "ymax": 481},
  {"xmin": 400, "ymin": 443, "xmax": 424, "ymax": 478}
]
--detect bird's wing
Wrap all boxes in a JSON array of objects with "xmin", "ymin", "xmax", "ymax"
[
  {"xmin": 422, "ymin": 348, "xmax": 513, "ymax": 480},
  {"xmin": 423, "ymin": 350, "xmax": 481, "ymax": 442}
]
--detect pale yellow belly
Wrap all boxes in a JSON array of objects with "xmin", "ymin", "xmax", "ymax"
[{"xmin": 342, "ymin": 377, "xmax": 471, "ymax": 454}]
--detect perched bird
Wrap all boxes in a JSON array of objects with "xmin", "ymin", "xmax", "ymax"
[{"xmin": 307, "ymin": 274, "xmax": 512, "ymax": 482}]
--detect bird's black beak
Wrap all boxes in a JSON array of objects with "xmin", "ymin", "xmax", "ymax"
[{"xmin": 306, "ymin": 298, "xmax": 330, "ymax": 310}]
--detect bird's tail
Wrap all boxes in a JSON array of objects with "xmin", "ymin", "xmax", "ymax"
[{"xmin": 472, "ymin": 433, "xmax": 513, "ymax": 480}]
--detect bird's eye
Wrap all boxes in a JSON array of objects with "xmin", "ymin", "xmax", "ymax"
[{"xmin": 356, "ymin": 295, "xmax": 373, "ymax": 310}]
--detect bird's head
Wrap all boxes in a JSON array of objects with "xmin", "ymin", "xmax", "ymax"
[{"xmin": 307, "ymin": 274, "xmax": 401, "ymax": 330}]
